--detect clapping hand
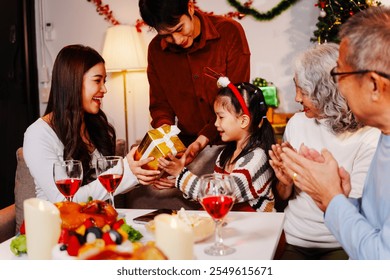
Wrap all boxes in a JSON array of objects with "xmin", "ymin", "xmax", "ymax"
[
  {"xmin": 269, "ymin": 142, "xmax": 295, "ymax": 188},
  {"xmin": 298, "ymin": 144, "xmax": 325, "ymax": 163},
  {"xmin": 280, "ymin": 147, "xmax": 347, "ymax": 211}
]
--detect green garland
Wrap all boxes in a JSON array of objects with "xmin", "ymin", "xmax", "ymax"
[{"xmin": 226, "ymin": 0, "xmax": 300, "ymax": 21}]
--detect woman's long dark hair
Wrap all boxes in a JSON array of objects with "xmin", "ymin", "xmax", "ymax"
[
  {"xmin": 45, "ymin": 44, "xmax": 116, "ymax": 184},
  {"xmin": 217, "ymin": 82, "xmax": 276, "ymax": 169}
]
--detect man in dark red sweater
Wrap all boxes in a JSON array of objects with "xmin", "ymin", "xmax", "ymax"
[{"xmin": 137, "ymin": 0, "xmax": 250, "ymax": 195}]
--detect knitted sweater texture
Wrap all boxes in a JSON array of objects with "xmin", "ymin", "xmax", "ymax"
[{"xmin": 176, "ymin": 148, "xmax": 275, "ymax": 212}]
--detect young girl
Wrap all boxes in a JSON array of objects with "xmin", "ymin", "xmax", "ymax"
[
  {"xmin": 23, "ymin": 44, "xmax": 159, "ymax": 203},
  {"xmin": 158, "ymin": 81, "xmax": 276, "ymax": 212}
]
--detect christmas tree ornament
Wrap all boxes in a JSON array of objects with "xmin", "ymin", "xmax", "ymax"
[
  {"xmin": 238, "ymin": 13, "xmax": 246, "ymax": 19},
  {"xmin": 312, "ymin": 0, "xmax": 381, "ymax": 43}
]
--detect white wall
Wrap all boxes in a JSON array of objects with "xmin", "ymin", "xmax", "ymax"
[{"xmin": 33, "ymin": 0, "xmax": 334, "ymax": 145}]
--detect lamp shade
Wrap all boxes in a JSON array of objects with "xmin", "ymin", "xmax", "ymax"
[{"xmin": 102, "ymin": 25, "xmax": 147, "ymax": 72}]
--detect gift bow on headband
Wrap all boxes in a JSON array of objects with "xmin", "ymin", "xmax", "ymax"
[{"xmin": 204, "ymin": 67, "xmax": 251, "ymax": 117}]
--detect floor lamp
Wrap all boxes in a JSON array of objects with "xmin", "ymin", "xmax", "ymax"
[{"xmin": 102, "ymin": 25, "xmax": 147, "ymax": 150}]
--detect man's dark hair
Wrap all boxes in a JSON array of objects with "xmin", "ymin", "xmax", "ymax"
[{"xmin": 139, "ymin": 0, "xmax": 191, "ymax": 31}]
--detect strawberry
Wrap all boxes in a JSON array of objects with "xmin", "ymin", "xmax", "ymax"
[
  {"xmin": 19, "ymin": 221, "xmax": 26, "ymax": 235},
  {"xmin": 58, "ymin": 229, "xmax": 70, "ymax": 244},
  {"xmin": 83, "ymin": 218, "xmax": 95, "ymax": 229},
  {"xmin": 102, "ymin": 232, "xmax": 115, "ymax": 245},
  {"xmin": 67, "ymin": 235, "xmax": 81, "ymax": 256},
  {"xmin": 112, "ymin": 219, "xmax": 124, "ymax": 230}
]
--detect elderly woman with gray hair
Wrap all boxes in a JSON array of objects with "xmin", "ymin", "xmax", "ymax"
[{"xmin": 269, "ymin": 43, "xmax": 380, "ymax": 259}]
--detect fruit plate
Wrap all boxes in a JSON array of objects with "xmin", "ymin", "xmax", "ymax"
[{"xmin": 145, "ymin": 213, "xmax": 215, "ymax": 243}]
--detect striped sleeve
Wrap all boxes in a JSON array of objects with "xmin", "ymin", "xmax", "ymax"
[
  {"xmin": 176, "ymin": 167, "xmax": 202, "ymax": 201},
  {"xmin": 230, "ymin": 149, "xmax": 275, "ymax": 212},
  {"xmin": 175, "ymin": 148, "xmax": 275, "ymax": 212}
]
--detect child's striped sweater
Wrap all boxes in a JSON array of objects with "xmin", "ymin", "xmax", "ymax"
[{"xmin": 176, "ymin": 148, "xmax": 275, "ymax": 212}]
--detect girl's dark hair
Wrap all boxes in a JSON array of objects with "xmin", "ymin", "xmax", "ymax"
[
  {"xmin": 45, "ymin": 44, "xmax": 116, "ymax": 184},
  {"xmin": 216, "ymin": 82, "xmax": 276, "ymax": 168},
  {"xmin": 139, "ymin": 0, "xmax": 191, "ymax": 31}
]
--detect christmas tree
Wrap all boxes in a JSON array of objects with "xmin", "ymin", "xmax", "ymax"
[{"xmin": 312, "ymin": 0, "xmax": 381, "ymax": 44}]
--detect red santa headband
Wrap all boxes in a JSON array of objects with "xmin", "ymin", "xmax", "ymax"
[{"xmin": 204, "ymin": 67, "xmax": 251, "ymax": 117}]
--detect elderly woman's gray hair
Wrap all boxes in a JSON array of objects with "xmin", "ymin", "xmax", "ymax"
[{"xmin": 294, "ymin": 42, "xmax": 362, "ymax": 134}]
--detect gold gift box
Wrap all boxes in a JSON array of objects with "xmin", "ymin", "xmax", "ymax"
[{"xmin": 134, "ymin": 125, "xmax": 186, "ymax": 171}]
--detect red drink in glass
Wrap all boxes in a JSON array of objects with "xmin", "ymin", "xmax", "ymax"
[
  {"xmin": 201, "ymin": 195, "xmax": 234, "ymax": 220},
  {"xmin": 199, "ymin": 173, "xmax": 236, "ymax": 256},
  {"xmin": 98, "ymin": 174, "xmax": 123, "ymax": 193},
  {"xmin": 55, "ymin": 178, "xmax": 82, "ymax": 198},
  {"xmin": 53, "ymin": 160, "xmax": 83, "ymax": 202}
]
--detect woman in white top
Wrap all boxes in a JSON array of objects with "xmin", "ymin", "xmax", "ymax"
[
  {"xmin": 269, "ymin": 43, "xmax": 380, "ymax": 259},
  {"xmin": 23, "ymin": 45, "xmax": 159, "ymax": 203}
]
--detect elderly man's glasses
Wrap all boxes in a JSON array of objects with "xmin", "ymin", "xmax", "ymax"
[{"xmin": 330, "ymin": 66, "xmax": 390, "ymax": 83}]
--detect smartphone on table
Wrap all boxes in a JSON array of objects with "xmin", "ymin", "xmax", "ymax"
[{"xmin": 132, "ymin": 209, "xmax": 176, "ymax": 224}]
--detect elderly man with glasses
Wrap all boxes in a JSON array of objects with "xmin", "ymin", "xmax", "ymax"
[{"xmin": 279, "ymin": 6, "xmax": 390, "ymax": 260}]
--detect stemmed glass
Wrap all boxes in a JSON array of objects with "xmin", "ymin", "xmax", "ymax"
[
  {"xmin": 53, "ymin": 160, "xmax": 83, "ymax": 202},
  {"xmin": 96, "ymin": 156, "xmax": 124, "ymax": 210},
  {"xmin": 199, "ymin": 173, "xmax": 236, "ymax": 256}
]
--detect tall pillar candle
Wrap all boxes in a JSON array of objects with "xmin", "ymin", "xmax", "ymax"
[
  {"xmin": 154, "ymin": 214, "xmax": 194, "ymax": 260},
  {"xmin": 24, "ymin": 198, "xmax": 61, "ymax": 259}
]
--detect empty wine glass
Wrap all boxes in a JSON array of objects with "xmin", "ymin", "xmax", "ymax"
[
  {"xmin": 96, "ymin": 156, "xmax": 124, "ymax": 210},
  {"xmin": 53, "ymin": 160, "xmax": 83, "ymax": 202},
  {"xmin": 199, "ymin": 173, "xmax": 236, "ymax": 256}
]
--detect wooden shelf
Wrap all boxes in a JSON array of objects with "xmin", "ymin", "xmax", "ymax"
[{"xmin": 267, "ymin": 108, "xmax": 295, "ymax": 143}]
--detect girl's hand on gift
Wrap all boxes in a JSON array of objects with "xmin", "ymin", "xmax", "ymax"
[
  {"xmin": 158, "ymin": 153, "xmax": 186, "ymax": 177},
  {"xmin": 152, "ymin": 177, "xmax": 176, "ymax": 189},
  {"xmin": 153, "ymin": 153, "xmax": 186, "ymax": 189},
  {"xmin": 127, "ymin": 146, "xmax": 161, "ymax": 185}
]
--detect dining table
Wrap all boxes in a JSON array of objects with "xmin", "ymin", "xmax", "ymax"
[{"xmin": 0, "ymin": 209, "xmax": 285, "ymax": 260}]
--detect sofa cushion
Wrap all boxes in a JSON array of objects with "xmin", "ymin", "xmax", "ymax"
[
  {"xmin": 14, "ymin": 147, "xmax": 36, "ymax": 234},
  {"xmin": 0, "ymin": 204, "xmax": 16, "ymax": 243}
]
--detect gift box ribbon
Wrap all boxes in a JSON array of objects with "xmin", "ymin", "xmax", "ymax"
[{"xmin": 139, "ymin": 125, "xmax": 181, "ymax": 160}]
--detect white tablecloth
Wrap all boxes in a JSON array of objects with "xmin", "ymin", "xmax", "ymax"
[{"xmin": 0, "ymin": 209, "xmax": 284, "ymax": 260}]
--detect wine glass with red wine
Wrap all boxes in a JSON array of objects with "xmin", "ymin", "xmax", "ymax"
[
  {"xmin": 96, "ymin": 156, "xmax": 124, "ymax": 210},
  {"xmin": 199, "ymin": 173, "xmax": 236, "ymax": 256},
  {"xmin": 53, "ymin": 160, "xmax": 83, "ymax": 202}
]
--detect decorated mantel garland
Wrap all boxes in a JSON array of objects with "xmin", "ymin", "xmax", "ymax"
[
  {"xmin": 226, "ymin": 0, "xmax": 300, "ymax": 21},
  {"xmin": 87, "ymin": 0, "xmax": 299, "ymax": 31}
]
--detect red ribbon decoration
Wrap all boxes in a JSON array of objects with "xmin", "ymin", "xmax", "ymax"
[
  {"xmin": 87, "ymin": 0, "xmax": 120, "ymax": 26},
  {"xmin": 204, "ymin": 67, "xmax": 251, "ymax": 117},
  {"xmin": 87, "ymin": 0, "xmax": 255, "ymax": 32}
]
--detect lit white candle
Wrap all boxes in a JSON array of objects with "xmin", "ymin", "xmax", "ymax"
[
  {"xmin": 154, "ymin": 214, "xmax": 194, "ymax": 260},
  {"xmin": 24, "ymin": 198, "xmax": 61, "ymax": 260}
]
